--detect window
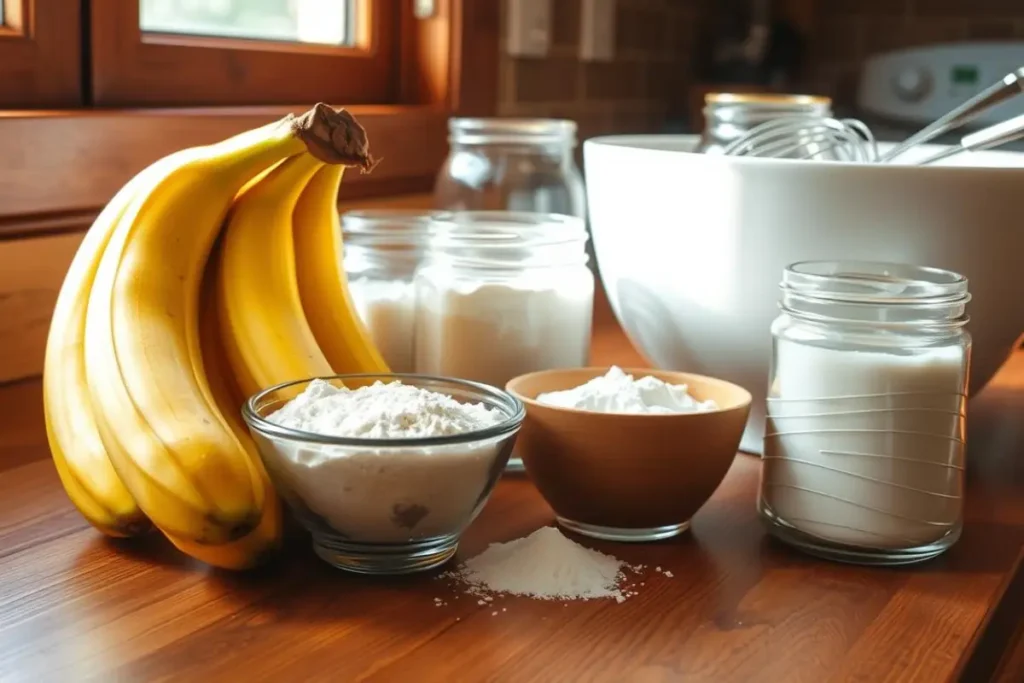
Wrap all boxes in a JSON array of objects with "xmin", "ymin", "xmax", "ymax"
[
  {"xmin": 139, "ymin": 0, "xmax": 356, "ymax": 46},
  {"xmin": 90, "ymin": 0, "xmax": 395, "ymax": 106}
]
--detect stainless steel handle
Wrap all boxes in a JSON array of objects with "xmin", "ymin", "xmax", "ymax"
[
  {"xmin": 881, "ymin": 67, "xmax": 1024, "ymax": 163},
  {"xmin": 914, "ymin": 111, "xmax": 1024, "ymax": 166}
]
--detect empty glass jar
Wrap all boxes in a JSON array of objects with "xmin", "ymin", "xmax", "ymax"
[
  {"xmin": 698, "ymin": 93, "xmax": 833, "ymax": 155},
  {"xmin": 434, "ymin": 118, "xmax": 587, "ymax": 219},
  {"xmin": 435, "ymin": 117, "xmax": 594, "ymax": 277}
]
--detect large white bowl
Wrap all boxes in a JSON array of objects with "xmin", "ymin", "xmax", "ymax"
[{"xmin": 584, "ymin": 135, "xmax": 1024, "ymax": 453}]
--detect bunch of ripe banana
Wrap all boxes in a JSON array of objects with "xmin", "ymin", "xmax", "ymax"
[{"xmin": 43, "ymin": 104, "xmax": 389, "ymax": 570}]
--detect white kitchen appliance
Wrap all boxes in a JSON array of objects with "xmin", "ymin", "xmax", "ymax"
[{"xmin": 857, "ymin": 42, "xmax": 1024, "ymax": 149}]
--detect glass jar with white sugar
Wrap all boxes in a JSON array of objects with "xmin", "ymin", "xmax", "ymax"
[
  {"xmin": 415, "ymin": 212, "xmax": 595, "ymax": 469},
  {"xmin": 759, "ymin": 260, "xmax": 971, "ymax": 566},
  {"xmin": 341, "ymin": 209, "xmax": 445, "ymax": 374}
]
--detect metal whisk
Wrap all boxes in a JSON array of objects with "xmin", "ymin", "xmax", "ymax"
[
  {"xmin": 721, "ymin": 115, "xmax": 879, "ymax": 162},
  {"xmin": 720, "ymin": 68, "xmax": 1024, "ymax": 164}
]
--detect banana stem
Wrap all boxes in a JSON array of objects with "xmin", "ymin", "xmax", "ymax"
[{"xmin": 292, "ymin": 103, "xmax": 378, "ymax": 172}]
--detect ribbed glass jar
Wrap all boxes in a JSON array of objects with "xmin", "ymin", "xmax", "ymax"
[{"xmin": 759, "ymin": 260, "xmax": 971, "ymax": 566}]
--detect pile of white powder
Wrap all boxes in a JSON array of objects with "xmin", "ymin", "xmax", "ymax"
[
  {"xmin": 268, "ymin": 378, "xmax": 503, "ymax": 438},
  {"xmin": 264, "ymin": 379, "xmax": 507, "ymax": 542},
  {"xmin": 443, "ymin": 526, "xmax": 645, "ymax": 603},
  {"xmin": 537, "ymin": 366, "xmax": 719, "ymax": 414}
]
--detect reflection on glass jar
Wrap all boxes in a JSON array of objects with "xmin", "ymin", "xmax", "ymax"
[
  {"xmin": 759, "ymin": 260, "xmax": 971, "ymax": 566},
  {"xmin": 414, "ymin": 212, "xmax": 594, "ymax": 389},
  {"xmin": 435, "ymin": 119, "xmax": 587, "ymax": 218},
  {"xmin": 698, "ymin": 93, "xmax": 832, "ymax": 155},
  {"xmin": 341, "ymin": 209, "xmax": 444, "ymax": 373}
]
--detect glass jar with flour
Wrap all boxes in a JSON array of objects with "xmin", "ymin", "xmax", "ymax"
[
  {"xmin": 341, "ymin": 209, "xmax": 444, "ymax": 374},
  {"xmin": 415, "ymin": 212, "xmax": 594, "ymax": 469},
  {"xmin": 759, "ymin": 261, "xmax": 971, "ymax": 566}
]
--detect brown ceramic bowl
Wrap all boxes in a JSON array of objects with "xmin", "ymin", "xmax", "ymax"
[{"xmin": 506, "ymin": 367, "xmax": 752, "ymax": 542}]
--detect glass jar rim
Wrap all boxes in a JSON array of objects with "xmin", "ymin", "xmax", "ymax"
[
  {"xmin": 342, "ymin": 209, "xmax": 448, "ymax": 246},
  {"xmin": 449, "ymin": 117, "xmax": 578, "ymax": 146},
  {"xmin": 424, "ymin": 212, "xmax": 590, "ymax": 270},
  {"xmin": 342, "ymin": 209, "xmax": 450, "ymax": 233},
  {"xmin": 428, "ymin": 211, "xmax": 588, "ymax": 249},
  {"xmin": 782, "ymin": 260, "xmax": 970, "ymax": 306}
]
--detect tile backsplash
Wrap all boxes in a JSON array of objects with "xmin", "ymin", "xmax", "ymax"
[
  {"xmin": 496, "ymin": 0, "xmax": 1024, "ymax": 138},
  {"xmin": 497, "ymin": 0, "xmax": 698, "ymax": 141}
]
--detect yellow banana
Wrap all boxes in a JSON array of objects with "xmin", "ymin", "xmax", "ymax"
[
  {"xmin": 216, "ymin": 153, "xmax": 335, "ymax": 398},
  {"xmin": 85, "ymin": 105, "xmax": 372, "ymax": 545},
  {"xmin": 44, "ymin": 149, "xmax": 203, "ymax": 538},
  {"xmin": 162, "ymin": 257, "xmax": 283, "ymax": 571},
  {"xmin": 293, "ymin": 163, "xmax": 390, "ymax": 374}
]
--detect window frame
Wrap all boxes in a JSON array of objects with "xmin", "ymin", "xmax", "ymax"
[
  {"xmin": 90, "ymin": 0, "xmax": 398, "ymax": 107},
  {"xmin": 0, "ymin": 0, "xmax": 82, "ymax": 107}
]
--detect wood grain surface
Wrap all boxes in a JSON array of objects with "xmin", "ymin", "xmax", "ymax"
[{"xmin": 2, "ymin": 298, "xmax": 1024, "ymax": 682}]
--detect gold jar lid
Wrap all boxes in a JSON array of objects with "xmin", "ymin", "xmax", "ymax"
[{"xmin": 704, "ymin": 92, "xmax": 832, "ymax": 107}]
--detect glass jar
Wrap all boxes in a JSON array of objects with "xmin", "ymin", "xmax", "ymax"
[
  {"xmin": 758, "ymin": 261, "xmax": 971, "ymax": 566},
  {"xmin": 341, "ymin": 209, "xmax": 444, "ymax": 374},
  {"xmin": 415, "ymin": 211, "xmax": 595, "ymax": 471},
  {"xmin": 435, "ymin": 118, "xmax": 587, "ymax": 219},
  {"xmin": 698, "ymin": 93, "xmax": 833, "ymax": 155}
]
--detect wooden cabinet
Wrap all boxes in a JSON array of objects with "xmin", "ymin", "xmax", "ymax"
[{"xmin": 0, "ymin": 233, "xmax": 83, "ymax": 384}]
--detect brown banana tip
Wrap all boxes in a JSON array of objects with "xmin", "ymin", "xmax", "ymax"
[{"xmin": 293, "ymin": 102, "xmax": 378, "ymax": 172}]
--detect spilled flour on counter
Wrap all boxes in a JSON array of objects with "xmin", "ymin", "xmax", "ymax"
[{"xmin": 443, "ymin": 526, "xmax": 643, "ymax": 603}]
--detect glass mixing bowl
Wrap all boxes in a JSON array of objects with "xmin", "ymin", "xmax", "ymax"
[{"xmin": 243, "ymin": 374, "xmax": 525, "ymax": 575}]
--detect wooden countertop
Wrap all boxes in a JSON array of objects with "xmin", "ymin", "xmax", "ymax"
[{"xmin": 3, "ymin": 299, "xmax": 1024, "ymax": 682}]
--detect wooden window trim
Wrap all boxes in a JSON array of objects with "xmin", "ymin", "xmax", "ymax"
[
  {"xmin": 90, "ymin": 0, "xmax": 397, "ymax": 107},
  {"xmin": 0, "ymin": 105, "xmax": 450, "ymax": 236},
  {"xmin": 0, "ymin": 0, "xmax": 499, "ymax": 238},
  {"xmin": 0, "ymin": 0, "xmax": 82, "ymax": 107}
]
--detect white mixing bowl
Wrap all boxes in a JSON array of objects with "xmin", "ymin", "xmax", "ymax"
[{"xmin": 584, "ymin": 135, "xmax": 1024, "ymax": 453}]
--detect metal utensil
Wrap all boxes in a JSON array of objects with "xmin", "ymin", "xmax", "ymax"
[
  {"xmin": 881, "ymin": 67, "xmax": 1024, "ymax": 162},
  {"xmin": 721, "ymin": 115, "xmax": 878, "ymax": 162},
  {"xmin": 912, "ymin": 111, "xmax": 1024, "ymax": 166}
]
